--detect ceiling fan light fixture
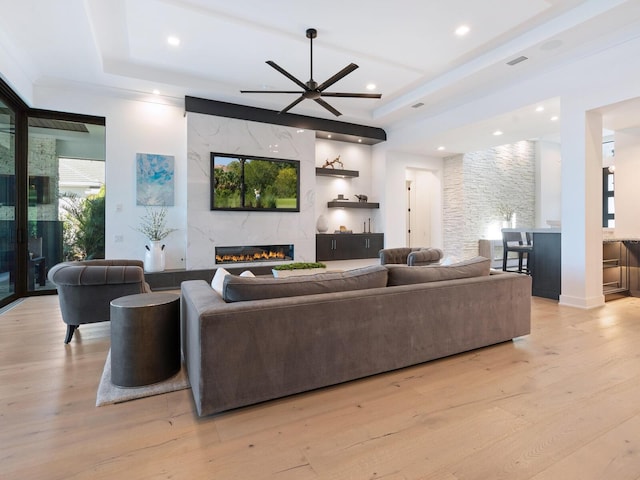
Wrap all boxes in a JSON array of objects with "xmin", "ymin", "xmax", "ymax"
[
  {"xmin": 167, "ymin": 35, "xmax": 180, "ymax": 46},
  {"xmin": 366, "ymin": 83, "xmax": 376, "ymax": 91},
  {"xmin": 240, "ymin": 27, "xmax": 382, "ymax": 116}
]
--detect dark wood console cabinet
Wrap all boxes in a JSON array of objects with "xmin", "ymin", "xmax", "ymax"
[{"xmin": 316, "ymin": 233, "xmax": 384, "ymax": 261}]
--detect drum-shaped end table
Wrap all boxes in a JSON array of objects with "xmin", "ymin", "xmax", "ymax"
[{"xmin": 110, "ymin": 292, "xmax": 180, "ymax": 387}]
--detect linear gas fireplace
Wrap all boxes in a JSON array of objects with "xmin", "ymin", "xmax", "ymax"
[{"xmin": 215, "ymin": 244, "xmax": 294, "ymax": 265}]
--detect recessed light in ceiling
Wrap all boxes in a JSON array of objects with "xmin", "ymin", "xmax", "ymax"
[
  {"xmin": 493, "ymin": 130, "xmax": 503, "ymax": 136},
  {"xmin": 366, "ymin": 83, "xmax": 376, "ymax": 91},
  {"xmin": 535, "ymin": 106, "xmax": 544, "ymax": 112},
  {"xmin": 550, "ymin": 116, "xmax": 559, "ymax": 122},
  {"xmin": 437, "ymin": 146, "xmax": 445, "ymax": 151},
  {"xmin": 455, "ymin": 25, "xmax": 470, "ymax": 36},
  {"xmin": 152, "ymin": 89, "xmax": 160, "ymax": 95},
  {"xmin": 167, "ymin": 36, "xmax": 180, "ymax": 46},
  {"xmin": 327, "ymin": 134, "xmax": 332, "ymax": 139}
]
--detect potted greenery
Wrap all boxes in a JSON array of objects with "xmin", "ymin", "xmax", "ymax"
[
  {"xmin": 134, "ymin": 206, "xmax": 177, "ymax": 272},
  {"xmin": 272, "ymin": 262, "xmax": 327, "ymax": 278}
]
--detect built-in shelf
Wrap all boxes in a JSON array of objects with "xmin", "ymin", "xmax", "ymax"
[
  {"xmin": 315, "ymin": 167, "xmax": 359, "ymax": 178},
  {"xmin": 327, "ymin": 201, "xmax": 379, "ymax": 209},
  {"xmin": 602, "ymin": 240, "xmax": 628, "ymax": 298}
]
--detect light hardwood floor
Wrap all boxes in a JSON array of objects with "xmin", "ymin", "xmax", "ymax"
[{"xmin": 2, "ymin": 293, "xmax": 640, "ymax": 479}]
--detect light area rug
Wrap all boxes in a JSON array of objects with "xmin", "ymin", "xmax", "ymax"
[{"xmin": 96, "ymin": 349, "xmax": 190, "ymax": 407}]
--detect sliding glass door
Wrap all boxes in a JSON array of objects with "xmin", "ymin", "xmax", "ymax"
[
  {"xmin": 0, "ymin": 99, "xmax": 16, "ymax": 303},
  {"xmin": 26, "ymin": 118, "xmax": 106, "ymax": 292}
]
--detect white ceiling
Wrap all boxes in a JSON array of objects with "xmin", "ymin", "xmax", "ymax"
[{"xmin": 1, "ymin": 0, "xmax": 640, "ymax": 155}]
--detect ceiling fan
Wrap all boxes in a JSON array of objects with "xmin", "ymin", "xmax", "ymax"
[{"xmin": 240, "ymin": 28, "xmax": 382, "ymax": 117}]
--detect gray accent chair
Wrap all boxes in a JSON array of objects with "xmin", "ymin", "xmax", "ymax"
[
  {"xmin": 48, "ymin": 259, "xmax": 151, "ymax": 343},
  {"xmin": 379, "ymin": 247, "xmax": 444, "ymax": 266}
]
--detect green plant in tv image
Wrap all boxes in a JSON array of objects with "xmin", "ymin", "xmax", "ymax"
[
  {"xmin": 213, "ymin": 161, "xmax": 242, "ymax": 208},
  {"xmin": 243, "ymin": 160, "xmax": 297, "ymax": 209}
]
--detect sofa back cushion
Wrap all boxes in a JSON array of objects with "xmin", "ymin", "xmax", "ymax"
[
  {"xmin": 222, "ymin": 264, "xmax": 388, "ymax": 303},
  {"xmin": 386, "ymin": 256, "xmax": 491, "ymax": 286}
]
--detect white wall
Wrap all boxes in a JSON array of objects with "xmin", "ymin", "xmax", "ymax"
[
  {"xmin": 610, "ymin": 129, "xmax": 640, "ymax": 236},
  {"xmin": 536, "ymin": 140, "xmax": 562, "ymax": 228},
  {"xmin": 33, "ymin": 85, "xmax": 188, "ymax": 269},
  {"xmin": 406, "ymin": 168, "xmax": 436, "ymax": 248},
  {"xmin": 375, "ymin": 150, "xmax": 442, "ymax": 250}
]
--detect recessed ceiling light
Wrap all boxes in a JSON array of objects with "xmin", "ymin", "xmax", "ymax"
[
  {"xmin": 358, "ymin": 139, "xmax": 362, "ymax": 143},
  {"xmin": 152, "ymin": 89, "xmax": 160, "ymax": 95},
  {"xmin": 327, "ymin": 134, "xmax": 332, "ymax": 139},
  {"xmin": 493, "ymin": 130, "xmax": 503, "ymax": 136},
  {"xmin": 437, "ymin": 146, "xmax": 445, "ymax": 151},
  {"xmin": 167, "ymin": 36, "xmax": 181, "ymax": 46},
  {"xmin": 296, "ymin": 129, "xmax": 305, "ymax": 133},
  {"xmin": 366, "ymin": 83, "xmax": 376, "ymax": 91},
  {"xmin": 535, "ymin": 106, "xmax": 544, "ymax": 112},
  {"xmin": 455, "ymin": 25, "xmax": 470, "ymax": 36},
  {"xmin": 550, "ymin": 116, "xmax": 559, "ymax": 122}
]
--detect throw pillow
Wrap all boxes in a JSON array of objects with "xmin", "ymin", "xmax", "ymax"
[
  {"xmin": 211, "ymin": 267, "xmax": 230, "ymax": 296},
  {"xmin": 222, "ymin": 264, "xmax": 388, "ymax": 303},
  {"xmin": 386, "ymin": 256, "xmax": 491, "ymax": 286},
  {"xmin": 239, "ymin": 270, "xmax": 255, "ymax": 277}
]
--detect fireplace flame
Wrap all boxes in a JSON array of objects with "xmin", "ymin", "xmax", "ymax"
[{"xmin": 215, "ymin": 250, "xmax": 287, "ymax": 264}]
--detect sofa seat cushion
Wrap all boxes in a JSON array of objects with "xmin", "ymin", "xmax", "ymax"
[
  {"xmin": 222, "ymin": 264, "xmax": 388, "ymax": 302},
  {"xmin": 386, "ymin": 256, "xmax": 491, "ymax": 286}
]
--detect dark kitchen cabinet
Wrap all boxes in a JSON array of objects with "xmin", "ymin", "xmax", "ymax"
[{"xmin": 316, "ymin": 233, "xmax": 384, "ymax": 261}]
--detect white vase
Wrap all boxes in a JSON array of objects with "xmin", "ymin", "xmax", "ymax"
[
  {"xmin": 316, "ymin": 214, "xmax": 328, "ymax": 233},
  {"xmin": 144, "ymin": 240, "xmax": 166, "ymax": 272}
]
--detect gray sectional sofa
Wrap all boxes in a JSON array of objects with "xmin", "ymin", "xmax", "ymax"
[{"xmin": 180, "ymin": 258, "xmax": 531, "ymax": 417}]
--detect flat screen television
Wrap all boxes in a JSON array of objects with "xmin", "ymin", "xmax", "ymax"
[{"xmin": 210, "ymin": 153, "xmax": 300, "ymax": 212}]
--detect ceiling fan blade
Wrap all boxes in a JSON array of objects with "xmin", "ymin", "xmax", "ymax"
[
  {"xmin": 315, "ymin": 98, "xmax": 342, "ymax": 117},
  {"xmin": 279, "ymin": 95, "xmax": 306, "ymax": 114},
  {"xmin": 241, "ymin": 90, "xmax": 303, "ymax": 94},
  {"xmin": 320, "ymin": 92, "xmax": 382, "ymax": 98},
  {"xmin": 316, "ymin": 63, "xmax": 359, "ymax": 92},
  {"xmin": 266, "ymin": 61, "xmax": 308, "ymax": 90}
]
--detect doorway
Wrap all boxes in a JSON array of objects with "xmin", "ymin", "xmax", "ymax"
[{"xmin": 405, "ymin": 168, "xmax": 435, "ymax": 248}]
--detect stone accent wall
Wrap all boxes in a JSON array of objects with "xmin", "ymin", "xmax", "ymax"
[
  {"xmin": 28, "ymin": 136, "xmax": 58, "ymax": 223},
  {"xmin": 443, "ymin": 140, "xmax": 536, "ymax": 260}
]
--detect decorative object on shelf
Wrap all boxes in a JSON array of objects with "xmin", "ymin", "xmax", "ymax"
[
  {"xmin": 134, "ymin": 206, "xmax": 177, "ymax": 272},
  {"xmin": 322, "ymin": 155, "xmax": 344, "ymax": 169},
  {"xmin": 272, "ymin": 262, "xmax": 327, "ymax": 278},
  {"xmin": 355, "ymin": 194, "xmax": 368, "ymax": 203},
  {"xmin": 333, "ymin": 194, "xmax": 348, "ymax": 201},
  {"xmin": 335, "ymin": 225, "xmax": 353, "ymax": 234},
  {"xmin": 316, "ymin": 214, "xmax": 329, "ymax": 233}
]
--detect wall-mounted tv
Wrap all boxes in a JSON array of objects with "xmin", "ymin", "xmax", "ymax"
[{"xmin": 210, "ymin": 153, "xmax": 300, "ymax": 212}]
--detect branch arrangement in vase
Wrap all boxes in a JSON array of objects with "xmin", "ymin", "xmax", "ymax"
[{"xmin": 134, "ymin": 206, "xmax": 177, "ymax": 241}]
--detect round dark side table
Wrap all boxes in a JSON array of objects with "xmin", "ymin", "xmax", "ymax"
[{"xmin": 110, "ymin": 292, "xmax": 180, "ymax": 388}]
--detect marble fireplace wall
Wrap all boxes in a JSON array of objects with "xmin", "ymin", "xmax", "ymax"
[{"xmin": 186, "ymin": 113, "xmax": 316, "ymax": 270}]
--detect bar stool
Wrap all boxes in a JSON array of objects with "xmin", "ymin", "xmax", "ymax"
[{"xmin": 502, "ymin": 230, "xmax": 533, "ymax": 274}]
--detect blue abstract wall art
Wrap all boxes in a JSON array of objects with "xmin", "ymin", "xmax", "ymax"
[{"xmin": 136, "ymin": 153, "xmax": 175, "ymax": 206}]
